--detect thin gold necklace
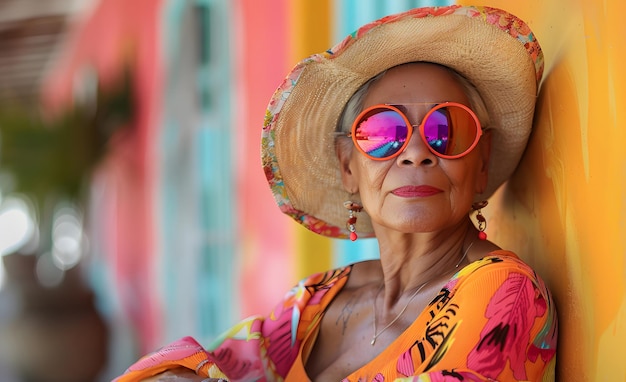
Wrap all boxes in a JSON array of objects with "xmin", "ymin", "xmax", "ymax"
[{"xmin": 370, "ymin": 241, "xmax": 474, "ymax": 346}]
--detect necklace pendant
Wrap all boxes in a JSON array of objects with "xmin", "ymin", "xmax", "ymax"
[{"xmin": 370, "ymin": 337, "xmax": 376, "ymax": 346}]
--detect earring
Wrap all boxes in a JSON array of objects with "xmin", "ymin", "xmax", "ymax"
[
  {"xmin": 472, "ymin": 201, "xmax": 488, "ymax": 240},
  {"xmin": 343, "ymin": 200, "xmax": 363, "ymax": 241}
]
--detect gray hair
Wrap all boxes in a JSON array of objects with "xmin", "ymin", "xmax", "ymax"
[{"xmin": 335, "ymin": 63, "xmax": 491, "ymax": 134}]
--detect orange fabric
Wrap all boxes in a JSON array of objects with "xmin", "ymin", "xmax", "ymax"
[
  {"xmin": 286, "ymin": 251, "xmax": 557, "ymax": 381},
  {"xmin": 115, "ymin": 251, "xmax": 557, "ymax": 381}
]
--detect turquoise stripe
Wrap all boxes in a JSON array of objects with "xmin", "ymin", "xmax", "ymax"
[{"xmin": 159, "ymin": 0, "xmax": 236, "ymax": 344}]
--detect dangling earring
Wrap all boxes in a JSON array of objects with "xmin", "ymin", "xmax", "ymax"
[
  {"xmin": 472, "ymin": 201, "xmax": 488, "ymax": 240},
  {"xmin": 343, "ymin": 200, "xmax": 363, "ymax": 241}
]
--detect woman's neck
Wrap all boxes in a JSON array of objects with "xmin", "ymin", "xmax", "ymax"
[{"xmin": 373, "ymin": 219, "xmax": 475, "ymax": 304}]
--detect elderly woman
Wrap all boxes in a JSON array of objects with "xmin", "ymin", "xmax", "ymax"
[{"xmin": 116, "ymin": 5, "xmax": 557, "ymax": 382}]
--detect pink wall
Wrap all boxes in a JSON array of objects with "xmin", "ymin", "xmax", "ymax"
[
  {"xmin": 42, "ymin": 0, "xmax": 164, "ymax": 353},
  {"xmin": 232, "ymin": 0, "xmax": 296, "ymax": 318}
]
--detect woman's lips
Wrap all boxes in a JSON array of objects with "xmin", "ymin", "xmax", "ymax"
[{"xmin": 392, "ymin": 185, "xmax": 443, "ymax": 197}]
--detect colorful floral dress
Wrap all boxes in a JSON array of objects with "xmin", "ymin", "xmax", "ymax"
[{"xmin": 114, "ymin": 250, "xmax": 557, "ymax": 381}]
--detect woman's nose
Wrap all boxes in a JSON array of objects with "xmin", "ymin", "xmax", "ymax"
[{"xmin": 395, "ymin": 128, "xmax": 438, "ymax": 167}]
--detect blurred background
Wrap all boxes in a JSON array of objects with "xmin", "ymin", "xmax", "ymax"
[{"xmin": 0, "ymin": 0, "xmax": 624, "ymax": 381}]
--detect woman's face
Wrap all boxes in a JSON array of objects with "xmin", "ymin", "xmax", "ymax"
[{"xmin": 338, "ymin": 63, "xmax": 491, "ymax": 234}]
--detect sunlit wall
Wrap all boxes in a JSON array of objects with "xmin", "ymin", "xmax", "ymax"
[{"xmin": 460, "ymin": 0, "xmax": 626, "ymax": 379}]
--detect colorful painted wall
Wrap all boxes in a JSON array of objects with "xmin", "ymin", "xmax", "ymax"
[
  {"xmin": 457, "ymin": 0, "xmax": 626, "ymax": 379},
  {"xmin": 39, "ymin": 0, "xmax": 626, "ymax": 380}
]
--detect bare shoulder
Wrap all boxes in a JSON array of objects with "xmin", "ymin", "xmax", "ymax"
[
  {"xmin": 343, "ymin": 259, "xmax": 383, "ymax": 289},
  {"xmin": 467, "ymin": 239, "xmax": 501, "ymax": 263}
]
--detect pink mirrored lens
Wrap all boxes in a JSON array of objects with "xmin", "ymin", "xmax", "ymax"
[
  {"xmin": 354, "ymin": 109, "xmax": 409, "ymax": 158},
  {"xmin": 423, "ymin": 106, "xmax": 477, "ymax": 156}
]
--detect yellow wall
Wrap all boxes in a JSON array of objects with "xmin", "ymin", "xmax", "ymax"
[
  {"xmin": 288, "ymin": 1, "xmax": 626, "ymax": 378},
  {"xmin": 459, "ymin": 0, "xmax": 626, "ymax": 380},
  {"xmin": 288, "ymin": 1, "xmax": 335, "ymax": 280}
]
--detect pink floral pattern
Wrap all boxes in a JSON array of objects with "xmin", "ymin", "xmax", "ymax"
[
  {"xmin": 468, "ymin": 273, "xmax": 547, "ymax": 379},
  {"xmin": 115, "ymin": 251, "xmax": 557, "ymax": 381}
]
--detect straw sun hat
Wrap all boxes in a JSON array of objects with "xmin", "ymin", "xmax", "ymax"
[{"xmin": 261, "ymin": 5, "xmax": 544, "ymax": 239}]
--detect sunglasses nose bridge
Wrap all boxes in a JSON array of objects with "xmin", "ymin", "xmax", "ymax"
[
  {"xmin": 397, "ymin": 122, "xmax": 438, "ymax": 162},
  {"xmin": 401, "ymin": 107, "xmax": 426, "ymax": 126},
  {"xmin": 391, "ymin": 106, "xmax": 434, "ymax": 160}
]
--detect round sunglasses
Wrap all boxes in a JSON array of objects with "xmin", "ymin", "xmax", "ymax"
[{"xmin": 348, "ymin": 102, "xmax": 483, "ymax": 160}]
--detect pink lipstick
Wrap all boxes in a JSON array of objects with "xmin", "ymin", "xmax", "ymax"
[{"xmin": 392, "ymin": 185, "xmax": 442, "ymax": 197}]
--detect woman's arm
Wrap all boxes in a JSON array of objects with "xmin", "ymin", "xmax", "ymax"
[
  {"xmin": 114, "ymin": 266, "xmax": 352, "ymax": 382},
  {"xmin": 139, "ymin": 368, "xmax": 220, "ymax": 381}
]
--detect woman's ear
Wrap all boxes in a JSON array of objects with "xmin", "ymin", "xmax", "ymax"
[
  {"xmin": 475, "ymin": 129, "xmax": 492, "ymax": 193},
  {"xmin": 336, "ymin": 138, "xmax": 359, "ymax": 193}
]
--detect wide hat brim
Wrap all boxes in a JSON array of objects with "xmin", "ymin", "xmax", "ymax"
[{"xmin": 261, "ymin": 5, "xmax": 544, "ymax": 239}]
